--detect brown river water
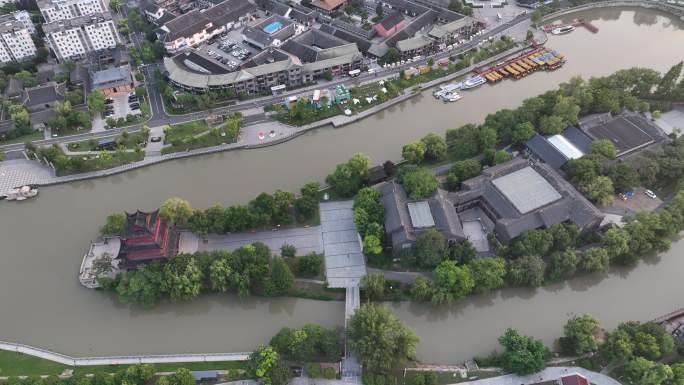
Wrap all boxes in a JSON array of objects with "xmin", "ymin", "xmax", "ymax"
[{"xmin": 1, "ymin": 7, "xmax": 683, "ymax": 363}]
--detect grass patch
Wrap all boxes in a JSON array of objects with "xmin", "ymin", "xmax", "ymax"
[
  {"xmin": 66, "ymin": 131, "xmax": 147, "ymax": 152},
  {"xmin": 0, "ymin": 130, "xmax": 43, "ymax": 145},
  {"xmin": 404, "ymin": 370, "xmax": 502, "ymax": 385},
  {"xmin": 52, "ymin": 125, "xmax": 90, "ymax": 138},
  {"xmin": 0, "ymin": 351, "xmax": 67, "ymax": 376},
  {"xmin": 56, "ymin": 150, "xmax": 144, "ymax": 176},
  {"xmin": 0, "ymin": 351, "xmax": 247, "ymax": 376},
  {"xmin": 288, "ymin": 281, "xmax": 344, "ymax": 301},
  {"xmin": 161, "ymin": 117, "xmax": 240, "ymax": 155}
]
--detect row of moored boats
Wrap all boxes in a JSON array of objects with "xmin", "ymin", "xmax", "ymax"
[{"xmin": 433, "ymin": 75, "xmax": 487, "ymax": 102}]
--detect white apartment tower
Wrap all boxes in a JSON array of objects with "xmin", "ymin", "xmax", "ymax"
[
  {"xmin": 0, "ymin": 14, "xmax": 37, "ymax": 63},
  {"xmin": 38, "ymin": 0, "xmax": 106, "ymax": 23},
  {"xmin": 43, "ymin": 12, "xmax": 121, "ymax": 60}
]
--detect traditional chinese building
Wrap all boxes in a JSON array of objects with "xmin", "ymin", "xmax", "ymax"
[{"xmin": 118, "ymin": 210, "xmax": 176, "ymax": 267}]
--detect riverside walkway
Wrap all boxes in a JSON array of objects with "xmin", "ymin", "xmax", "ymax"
[
  {"xmin": 446, "ymin": 367, "xmax": 622, "ymax": 385},
  {"xmin": 0, "ymin": 340, "xmax": 249, "ymax": 366}
]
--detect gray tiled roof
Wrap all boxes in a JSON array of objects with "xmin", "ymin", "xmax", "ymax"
[
  {"xmin": 526, "ymin": 134, "xmax": 568, "ymax": 169},
  {"xmin": 163, "ymin": 0, "xmax": 256, "ymax": 42}
]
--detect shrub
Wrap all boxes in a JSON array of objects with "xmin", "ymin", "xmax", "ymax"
[
  {"xmin": 307, "ymin": 363, "xmax": 321, "ymax": 378},
  {"xmin": 323, "ymin": 367, "xmax": 336, "ymax": 379},
  {"xmin": 281, "ymin": 243, "xmax": 296, "ymax": 258}
]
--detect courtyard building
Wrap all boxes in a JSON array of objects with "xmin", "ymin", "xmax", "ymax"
[{"xmin": 91, "ymin": 65, "xmax": 134, "ymax": 96}]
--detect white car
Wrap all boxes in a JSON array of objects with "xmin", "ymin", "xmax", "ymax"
[{"xmin": 644, "ymin": 189, "xmax": 657, "ymax": 199}]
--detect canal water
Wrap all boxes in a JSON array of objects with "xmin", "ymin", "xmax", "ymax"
[{"xmin": 1, "ymin": 7, "xmax": 683, "ymax": 363}]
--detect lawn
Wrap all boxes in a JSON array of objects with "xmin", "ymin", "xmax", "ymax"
[
  {"xmin": 0, "ymin": 350, "xmax": 247, "ymax": 376},
  {"xmin": 66, "ymin": 131, "xmax": 147, "ymax": 152},
  {"xmin": 56, "ymin": 151, "xmax": 144, "ymax": 176},
  {"xmin": 0, "ymin": 351, "xmax": 67, "ymax": 376},
  {"xmin": 0, "ymin": 130, "xmax": 44, "ymax": 145},
  {"xmin": 161, "ymin": 118, "xmax": 240, "ymax": 155}
]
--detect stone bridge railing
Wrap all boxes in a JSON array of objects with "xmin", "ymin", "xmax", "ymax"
[
  {"xmin": 0, "ymin": 340, "xmax": 250, "ymax": 367},
  {"xmin": 541, "ymin": 0, "xmax": 684, "ymax": 22}
]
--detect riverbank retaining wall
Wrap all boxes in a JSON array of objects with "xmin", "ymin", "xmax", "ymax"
[
  {"xmin": 0, "ymin": 340, "xmax": 250, "ymax": 366},
  {"xmin": 542, "ymin": 0, "xmax": 684, "ymax": 22}
]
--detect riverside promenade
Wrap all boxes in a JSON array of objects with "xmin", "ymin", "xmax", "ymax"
[
  {"xmin": 0, "ymin": 340, "xmax": 249, "ymax": 366},
  {"xmin": 446, "ymin": 367, "xmax": 622, "ymax": 385}
]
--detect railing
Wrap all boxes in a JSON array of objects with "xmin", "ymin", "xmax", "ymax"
[{"xmin": 0, "ymin": 340, "xmax": 250, "ymax": 367}]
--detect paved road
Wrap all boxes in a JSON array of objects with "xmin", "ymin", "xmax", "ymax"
[
  {"xmin": 0, "ymin": 13, "xmax": 531, "ymax": 155},
  {"xmin": 450, "ymin": 367, "xmax": 622, "ymax": 385}
]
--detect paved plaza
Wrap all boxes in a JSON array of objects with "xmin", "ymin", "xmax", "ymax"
[
  {"xmin": 177, "ymin": 226, "xmax": 324, "ymax": 256},
  {"xmin": 319, "ymin": 201, "xmax": 366, "ymax": 288},
  {"xmin": 0, "ymin": 159, "xmax": 55, "ymax": 196}
]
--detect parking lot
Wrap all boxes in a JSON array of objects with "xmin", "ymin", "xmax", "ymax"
[
  {"xmin": 103, "ymin": 92, "xmax": 142, "ymax": 124},
  {"xmin": 606, "ymin": 187, "xmax": 663, "ymax": 215},
  {"xmin": 199, "ymin": 29, "xmax": 259, "ymax": 71}
]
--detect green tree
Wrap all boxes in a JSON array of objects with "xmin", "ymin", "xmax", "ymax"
[
  {"xmin": 280, "ymin": 244, "xmax": 296, "ymax": 258},
  {"xmin": 655, "ymin": 61, "xmax": 683, "ymax": 99},
  {"xmin": 498, "ymin": 328, "xmax": 548, "ymax": 375},
  {"xmin": 209, "ymin": 257, "xmax": 233, "ymax": 292},
  {"xmin": 538, "ymin": 115, "xmax": 565, "ymax": 135},
  {"xmin": 159, "ymin": 197, "xmax": 192, "ymax": 225},
  {"xmin": 510, "ymin": 121, "xmax": 536, "ymax": 146},
  {"xmin": 530, "ymin": 10, "xmax": 542, "ymax": 25},
  {"xmin": 266, "ymin": 258, "xmax": 294, "ymax": 296},
  {"xmin": 546, "ymin": 249, "xmax": 579, "ymax": 281},
  {"xmin": 446, "ymin": 124, "xmax": 480, "ymax": 159},
  {"xmin": 560, "ymin": 314, "xmax": 601, "ymax": 355},
  {"xmin": 162, "ymin": 256, "xmax": 203, "ymax": 301},
  {"xmin": 608, "ymin": 163, "xmax": 640, "ymax": 192},
  {"xmin": 402, "ymin": 141, "xmax": 426, "ymax": 164},
  {"xmin": 100, "ymin": 212, "xmax": 126, "ymax": 236},
  {"xmin": 444, "ymin": 159, "xmax": 481, "ymax": 191},
  {"xmin": 478, "ymin": 127, "xmax": 498, "ymax": 151},
  {"xmin": 87, "ymin": 90, "xmax": 106, "ymax": 114},
  {"xmin": 410, "ymin": 276, "xmax": 433, "ymax": 301},
  {"xmin": 590, "ymin": 139, "xmax": 617, "ymax": 159},
  {"xmin": 579, "ymin": 176, "xmax": 614, "ymax": 206},
  {"xmin": 421, "ymin": 133, "xmax": 447, "ymax": 161},
  {"xmin": 326, "ymin": 154, "xmax": 370, "ymax": 197},
  {"xmin": 297, "ymin": 252, "xmax": 323, "ymax": 277},
  {"xmin": 414, "ymin": 229, "xmax": 448, "ymax": 268},
  {"xmin": 347, "ymin": 304, "xmax": 419, "ymax": 370},
  {"xmin": 624, "ymin": 358, "xmax": 673, "ymax": 385},
  {"xmin": 509, "ymin": 229, "xmax": 554, "ymax": 257},
  {"xmin": 247, "ymin": 346, "xmax": 290, "ymax": 385},
  {"xmin": 399, "ymin": 167, "xmax": 438, "ymax": 200},
  {"xmin": 114, "ymin": 263, "xmax": 164, "ymax": 308},
  {"xmin": 361, "ymin": 273, "xmax": 386, "ymax": 300},
  {"xmin": 506, "ymin": 255, "xmax": 546, "ymax": 287},
  {"xmin": 467, "ymin": 257, "xmax": 506, "ymax": 293},
  {"xmin": 431, "ymin": 260, "xmax": 475, "ymax": 304},
  {"xmin": 580, "ymin": 247, "xmax": 610, "ymax": 273},
  {"xmin": 363, "ymin": 234, "xmax": 383, "ymax": 255}
]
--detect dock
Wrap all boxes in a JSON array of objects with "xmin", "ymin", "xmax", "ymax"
[{"xmin": 543, "ymin": 18, "xmax": 599, "ymax": 33}]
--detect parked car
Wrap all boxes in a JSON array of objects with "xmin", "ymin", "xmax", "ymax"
[
  {"xmin": 128, "ymin": 96, "xmax": 138, "ymax": 102},
  {"xmin": 150, "ymin": 136, "xmax": 162, "ymax": 142},
  {"xmin": 130, "ymin": 103, "xmax": 140, "ymax": 110},
  {"xmin": 105, "ymin": 98, "xmax": 114, "ymax": 104},
  {"xmin": 644, "ymin": 189, "xmax": 657, "ymax": 199}
]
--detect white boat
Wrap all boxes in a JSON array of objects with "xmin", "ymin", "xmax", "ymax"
[
  {"xmin": 460, "ymin": 76, "xmax": 487, "ymax": 89},
  {"xmin": 4, "ymin": 185, "xmax": 38, "ymax": 201},
  {"xmin": 441, "ymin": 92, "xmax": 462, "ymax": 102},
  {"xmin": 551, "ymin": 25, "xmax": 575, "ymax": 35},
  {"xmin": 433, "ymin": 83, "xmax": 462, "ymax": 98}
]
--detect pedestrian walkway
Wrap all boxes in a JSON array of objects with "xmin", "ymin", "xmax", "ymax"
[
  {"xmin": 446, "ymin": 367, "xmax": 622, "ymax": 385},
  {"xmin": 177, "ymin": 226, "xmax": 323, "ymax": 256},
  {"xmin": 0, "ymin": 340, "xmax": 249, "ymax": 367},
  {"xmin": 319, "ymin": 201, "xmax": 366, "ymax": 288}
]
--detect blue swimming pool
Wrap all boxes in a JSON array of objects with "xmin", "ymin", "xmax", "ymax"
[{"xmin": 263, "ymin": 21, "xmax": 282, "ymax": 34}]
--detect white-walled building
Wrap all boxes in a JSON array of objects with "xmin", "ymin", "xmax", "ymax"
[
  {"xmin": 44, "ymin": 12, "xmax": 121, "ymax": 60},
  {"xmin": 0, "ymin": 14, "xmax": 38, "ymax": 63},
  {"xmin": 38, "ymin": 0, "xmax": 106, "ymax": 23}
]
